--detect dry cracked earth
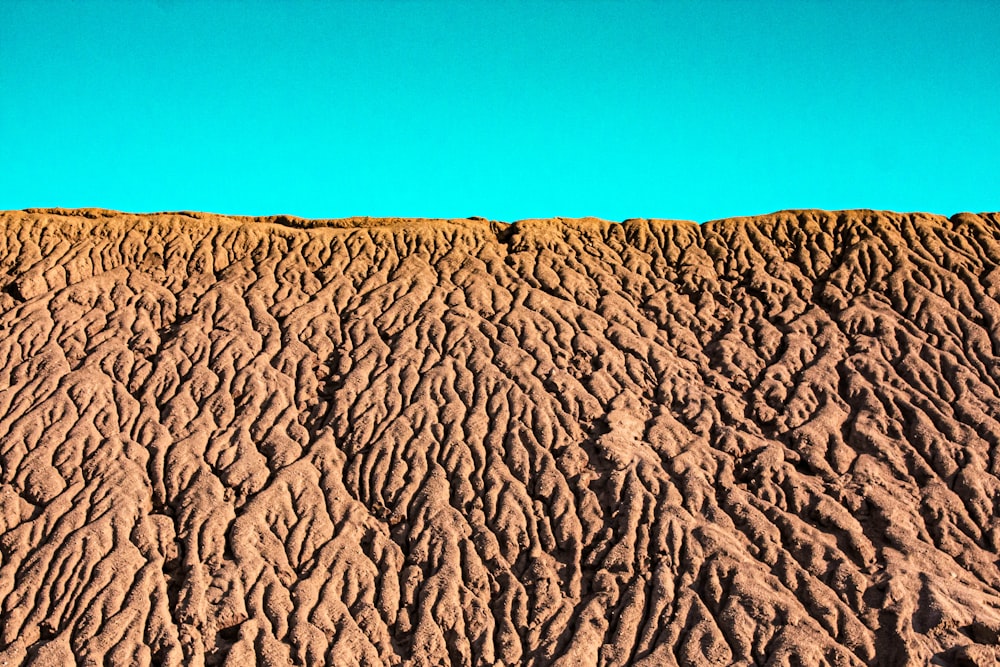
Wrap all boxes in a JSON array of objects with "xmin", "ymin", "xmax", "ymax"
[{"xmin": 0, "ymin": 208, "xmax": 999, "ymax": 666}]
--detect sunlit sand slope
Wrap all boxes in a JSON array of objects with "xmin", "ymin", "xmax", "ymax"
[{"xmin": 1, "ymin": 208, "xmax": 999, "ymax": 666}]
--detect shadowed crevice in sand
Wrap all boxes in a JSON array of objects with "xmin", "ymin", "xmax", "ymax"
[{"xmin": 0, "ymin": 209, "xmax": 999, "ymax": 665}]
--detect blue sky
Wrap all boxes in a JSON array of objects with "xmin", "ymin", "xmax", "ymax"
[{"xmin": 1, "ymin": 0, "xmax": 998, "ymax": 222}]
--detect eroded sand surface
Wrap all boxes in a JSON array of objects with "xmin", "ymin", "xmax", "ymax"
[{"xmin": 1, "ymin": 209, "xmax": 999, "ymax": 666}]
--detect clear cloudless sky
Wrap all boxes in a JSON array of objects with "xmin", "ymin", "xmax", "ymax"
[{"xmin": 1, "ymin": 0, "xmax": 998, "ymax": 222}]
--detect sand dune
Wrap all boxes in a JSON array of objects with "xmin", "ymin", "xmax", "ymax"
[{"xmin": 0, "ymin": 208, "xmax": 999, "ymax": 666}]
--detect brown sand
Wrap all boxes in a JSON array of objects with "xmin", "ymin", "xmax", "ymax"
[{"xmin": 0, "ymin": 208, "xmax": 998, "ymax": 666}]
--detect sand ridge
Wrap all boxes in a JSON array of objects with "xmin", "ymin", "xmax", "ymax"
[{"xmin": 0, "ymin": 208, "xmax": 999, "ymax": 665}]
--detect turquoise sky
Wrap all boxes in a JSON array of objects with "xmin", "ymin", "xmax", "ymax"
[{"xmin": 2, "ymin": 1, "xmax": 998, "ymax": 222}]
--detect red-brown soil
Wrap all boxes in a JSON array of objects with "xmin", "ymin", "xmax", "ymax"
[{"xmin": 0, "ymin": 208, "xmax": 999, "ymax": 666}]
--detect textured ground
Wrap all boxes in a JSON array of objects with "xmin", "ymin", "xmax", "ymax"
[{"xmin": 1, "ymin": 209, "xmax": 999, "ymax": 666}]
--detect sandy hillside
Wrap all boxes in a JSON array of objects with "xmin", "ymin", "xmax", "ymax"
[{"xmin": 0, "ymin": 208, "xmax": 999, "ymax": 666}]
